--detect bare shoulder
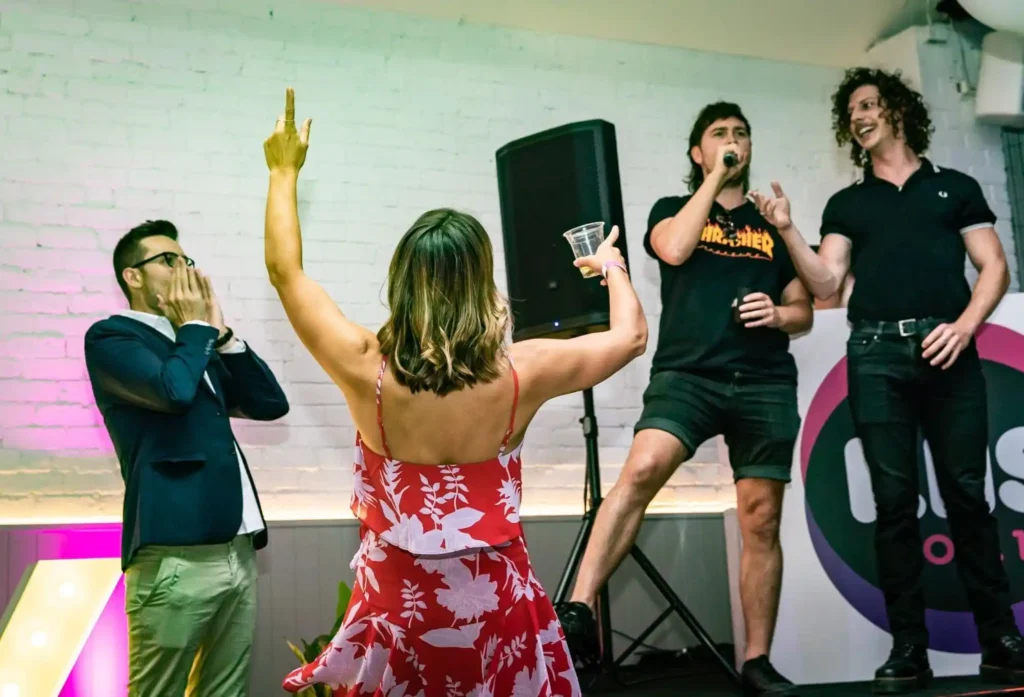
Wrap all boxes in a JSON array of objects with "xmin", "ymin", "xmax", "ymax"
[
  {"xmin": 508, "ymin": 339, "xmax": 550, "ymax": 374},
  {"xmin": 322, "ymin": 344, "xmax": 387, "ymax": 410}
]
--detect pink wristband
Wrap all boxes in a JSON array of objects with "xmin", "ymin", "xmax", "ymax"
[{"xmin": 602, "ymin": 261, "xmax": 628, "ymax": 278}]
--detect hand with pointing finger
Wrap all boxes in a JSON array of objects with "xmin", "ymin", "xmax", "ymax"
[
  {"xmin": 747, "ymin": 181, "xmax": 793, "ymax": 230},
  {"xmin": 264, "ymin": 87, "xmax": 312, "ymax": 174}
]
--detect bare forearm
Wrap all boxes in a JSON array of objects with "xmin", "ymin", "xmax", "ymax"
[
  {"xmin": 265, "ymin": 170, "xmax": 302, "ymax": 285},
  {"xmin": 959, "ymin": 260, "xmax": 1009, "ymax": 332},
  {"xmin": 776, "ymin": 301, "xmax": 813, "ymax": 334},
  {"xmin": 606, "ymin": 267, "xmax": 648, "ymax": 350},
  {"xmin": 654, "ymin": 174, "xmax": 723, "ymax": 264},
  {"xmin": 778, "ymin": 225, "xmax": 842, "ymax": 299}
]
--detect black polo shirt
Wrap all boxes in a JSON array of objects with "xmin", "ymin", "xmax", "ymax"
[
  {"xmin": 820, "ymin": 158, "xmax": 996, "ymax": 322},
  {"xmin": 644, "ymin": 195, "xmax": 798, "ymax": 382}
]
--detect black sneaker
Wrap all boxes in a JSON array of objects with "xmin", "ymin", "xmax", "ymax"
[
  {"xmin": 554, "ymin": 601, "xmax": 600, "ymax": 669},
  {"xmin": 872, "ymin": 643, "xmax": 932, "ymax": 694},
  {"xmin": 741, "ymin": 655, "xmax": 798, "ymax": 696},
  {"xmin": 980, "ymin": 635, "xmax": 1024, "ymax": 685}
]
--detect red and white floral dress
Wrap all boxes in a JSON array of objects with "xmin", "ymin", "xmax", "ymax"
[{"xmin": 282, "ymin": 358, "xmax": 581, "ymax": 697}]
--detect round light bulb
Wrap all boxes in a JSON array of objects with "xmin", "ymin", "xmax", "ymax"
[
  {"xmin": 58, "ymin": 582, "xmax": 75, "ymax": 598},
  {"xmin": 30, "ymin": 631, "xmax": 47, "ymax": 648}
]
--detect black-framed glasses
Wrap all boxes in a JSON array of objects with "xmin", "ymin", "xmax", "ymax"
[
  {"xmin": 131, "ymin": 252, "xmax": 195, "ymax": 269},
  {"xmin": 714, "ymin": 213, "xmax": 739, "ymax": 241}
]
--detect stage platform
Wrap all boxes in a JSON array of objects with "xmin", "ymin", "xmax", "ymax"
[
  {"xmin": 578, "ymin": 656, "xmax": 1024, "ymax": 696},
  {"xmin": 584, "ymin": 671, "xmax": 1024, "ymax": 696}
]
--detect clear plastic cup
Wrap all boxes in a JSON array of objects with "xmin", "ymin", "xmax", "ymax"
[{"xmin": 563, "ymin": 222, "xmax": 605, "ymax": 278}]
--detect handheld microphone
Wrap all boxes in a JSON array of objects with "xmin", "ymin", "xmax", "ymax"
[{"xmin": 723, "ymin": 152, "xmax": 738, "ymax": 167}]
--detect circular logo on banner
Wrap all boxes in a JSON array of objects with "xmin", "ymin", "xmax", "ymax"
[{"xmin": 800, "ymin": 324, "xmax": 1024, "ymax": 654}]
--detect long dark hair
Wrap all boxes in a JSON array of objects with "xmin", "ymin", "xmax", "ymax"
[
  {"xmin": 830, "ymin": 67, "xmax": 934, "ymax": 168},
  {"xmin": 685, "ymin": 101, "xmax": 751, "ymax": 193},
  {"xmin": 377, "ymin": 209, "xmax": 510, "ymax": 396}
]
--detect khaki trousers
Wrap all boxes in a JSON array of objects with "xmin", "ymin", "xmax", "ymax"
[{"xmin": 125, "ymin": 535, "xmax": 258, "ymax": 696}]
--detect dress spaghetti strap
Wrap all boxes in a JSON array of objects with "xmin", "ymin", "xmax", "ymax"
[
  {"xmin": 375, "ymin": 357, "xmax": 392, "ymax": 459},
  {"xmin": 498, "ymin": 355, "xmax": 520, "ymax": 457}
]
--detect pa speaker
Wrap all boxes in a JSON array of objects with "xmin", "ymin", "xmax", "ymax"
[{"xmin": 495, "ymin": 119, "xmax": 629, "ymax": 342}]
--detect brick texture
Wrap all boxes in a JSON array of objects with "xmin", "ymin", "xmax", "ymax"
[
  {"xmin": 0, "ymin": 0, "xmax": 1011, "ymax": 522},
  {"xmin": 915, "ymin": 23, "xmax": 1020, "ymax": 291}
]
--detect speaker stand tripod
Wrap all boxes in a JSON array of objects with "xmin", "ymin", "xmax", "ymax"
[{"xmin": 552, "ymin": 387, "xmax": 742, "ymax": 689}]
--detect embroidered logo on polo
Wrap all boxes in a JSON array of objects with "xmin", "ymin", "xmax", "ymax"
[{"xmin": 697, "ymin": 221, "xmax": 776, "ymax": 261}]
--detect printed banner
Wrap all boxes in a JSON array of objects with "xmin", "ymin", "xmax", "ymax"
[{"xmin": 771, "ymin": 293, "xmax": 1024, "ymax": 684}]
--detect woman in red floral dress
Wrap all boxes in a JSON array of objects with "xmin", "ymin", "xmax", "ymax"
[{"xmin": 262, "ymin": 88, "xmax": 647, "ymax": 697}]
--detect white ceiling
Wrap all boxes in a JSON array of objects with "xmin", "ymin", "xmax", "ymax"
[{"xmin": 330, "ymin": 0, "xmax": 942, "ymax": 68}]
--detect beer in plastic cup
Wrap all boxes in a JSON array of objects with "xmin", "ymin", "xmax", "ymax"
[{"xmin": 563, "ymin": 222, "xmax": 606, "ymax": 278}]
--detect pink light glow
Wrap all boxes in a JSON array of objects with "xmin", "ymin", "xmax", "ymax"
[
  {"xmin": 59, "ymin": 577, "xmax": 128, "ymax": 697},
  {"xmin": 16, "ymin": 524, "xmax": 128, "ymax": 697},
  {"xmin": 22, "ymin": 523, "xmax": 121, "ymax": 560}
]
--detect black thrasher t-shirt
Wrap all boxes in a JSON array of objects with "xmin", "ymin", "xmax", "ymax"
[{"xmin": 644, "ymin": 195, "xmax": 799, "ymax": 382}]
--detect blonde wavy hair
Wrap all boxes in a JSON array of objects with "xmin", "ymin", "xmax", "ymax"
[{"xmin": 377, "ymin": 209, "xmax": 511, "ymax": 396}]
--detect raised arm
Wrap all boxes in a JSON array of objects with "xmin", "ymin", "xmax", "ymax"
[
  {"xmin": 749, "ymin": 182, "xmax": 852, "ymax": 299},
  {"xmin": 85, "ymin": 321, "xmax": 218, "ymax": 414},
  {"xmin": 85, "ymin": 261, "xmax": 225, "ymax": 413},
  {"xmin": 262, "ymin": 88, "xmax": 377, "ymax": 388},
  {"xmin": 649, "ymin": 143, "xmax": 743, "ymax": 265},
  {"xmin": 215, "ymin": 345, "xmax": 290, "ymax": 421},
  {"xmin": 514, "ymin": 226, "xmax": 647, "ymax": 402}
]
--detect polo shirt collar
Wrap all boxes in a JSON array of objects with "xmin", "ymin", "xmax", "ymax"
[{"xmin": 861, "ymin": 156, "xmax": 941, "ymax": 186}]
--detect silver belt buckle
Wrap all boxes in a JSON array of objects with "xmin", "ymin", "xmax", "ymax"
[{"xmin": 897, "ymin": 319, "xmax": 915, "ymax": 337}]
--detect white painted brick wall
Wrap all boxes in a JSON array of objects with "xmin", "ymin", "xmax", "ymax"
[
  {"xmin": 915, "ymin": 24, "xmax": 1019, "ymax": 290},
  {"xmin": 0, "ymin": 0, "xmax": 1009, "ymax": 522}
]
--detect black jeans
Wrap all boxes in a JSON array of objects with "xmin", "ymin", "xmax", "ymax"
[{"xmin": 847, "ymin": 319, "xmax": 1016, "ymax": 647}]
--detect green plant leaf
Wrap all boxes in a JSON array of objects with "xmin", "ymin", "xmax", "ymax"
[
  {"xmin": 283, "ymin": 577, "xmax": 356, "ymax": 691},
  {"xmin": 286, "ymin": 640, "xmax": 307, "ymax": 665},
  {"xmin": 304, "ymin": 636, "xmax": 329, "ymax": 663}
]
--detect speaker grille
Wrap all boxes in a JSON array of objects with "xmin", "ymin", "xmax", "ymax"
[{"xmin": 496, "ymin": 120, "xmax": 629, "ymax": 341}]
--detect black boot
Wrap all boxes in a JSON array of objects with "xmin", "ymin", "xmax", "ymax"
[
  {"xmin": 872, "ymin": 643, "xmax": 932, "ymax": 694},
  {"xmin": 740, "ymin": 655, "xmax": 798, "ymax": 695},
  {"xmin": 554, "ymin": 601, "xmax": 600, "ymax": 669},
  {"xmin": 980, "ymin": 635, "xmax": 1024, "ymax": 685}
]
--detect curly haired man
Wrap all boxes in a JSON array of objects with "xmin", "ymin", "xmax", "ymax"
[{"xmin": 748, "ymin": 67, "xmax": 1023, "ymax": 693}]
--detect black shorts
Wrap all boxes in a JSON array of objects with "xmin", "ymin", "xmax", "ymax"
[{"xmin": 634, "ymin": 370, "xmax": 800, "ymax": 483}]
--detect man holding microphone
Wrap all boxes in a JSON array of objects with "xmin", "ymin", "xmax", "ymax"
[{"xmin": 558, "ymin": 101, "xmax": 812, "ymax": 696}]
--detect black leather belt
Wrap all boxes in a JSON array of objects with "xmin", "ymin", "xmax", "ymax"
[{"xmin": 850, "ymin": 317, "xmax": 951, "ymax": 338}]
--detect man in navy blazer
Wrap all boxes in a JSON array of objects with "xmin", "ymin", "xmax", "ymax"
[{"xmin": 84, "ymin": 219, "xmax": 289, "ymax": 696}]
